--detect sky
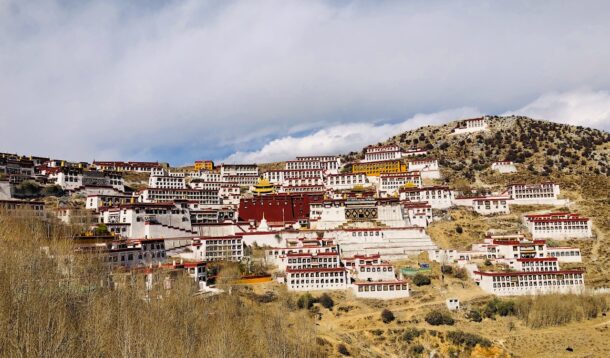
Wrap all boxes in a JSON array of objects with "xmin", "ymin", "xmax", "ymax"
[{"xmin": 1, "ymin": 0, "xmax": 610, "ymax": 165}]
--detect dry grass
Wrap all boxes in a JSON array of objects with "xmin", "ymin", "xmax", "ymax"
[
  {"xmin": 0, "ymin": 213, "xmax": 322, "ymax": 358},
  {"xmin": 514, "ymin": 294, "xmax": 609, "ymax": 329}
]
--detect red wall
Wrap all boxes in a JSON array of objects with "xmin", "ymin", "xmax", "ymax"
[{"xmin": 239, "ymin": 193, "xmax": 323, "ymax": 223}]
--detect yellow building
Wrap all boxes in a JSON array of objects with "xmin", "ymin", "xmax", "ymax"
[
  {"xmin": 352, "ymin": 159, "xmax": 407, "ymax": 177},
  {"xmin": 194, "ymin": 160, "xmax": 214, "ymax": 171},
  {"xmin": 251, "ymin": 178, "xmax": 275, "ymax": 195}
]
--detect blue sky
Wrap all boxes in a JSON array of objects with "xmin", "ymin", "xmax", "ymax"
[{"xmin": 1, "ymin": 0, "xmax": 610, "ymax": 165}]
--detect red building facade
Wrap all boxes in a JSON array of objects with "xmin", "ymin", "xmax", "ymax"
[{"xmin": 238, "ymin": 193, "xmax": 324, "ymax": 223}]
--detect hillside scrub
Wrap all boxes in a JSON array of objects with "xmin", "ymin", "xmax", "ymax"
[
  {"xmin": 381, "ymin": 309, "xmax": 395, "ymax": 323},
  {"xmin": 386, "ymin": 116, "xmax": 610, "ymax": 183},
  {"xmin": 412, "ymin": 273, "xmax": 431, "ymax": 286},
  {"xmin": 0, "ymin": 213, "xmax": 322, "ymax": 357},
  {"xmin": 425, "ymin": 310, "xmax": 455, "ymax": 326}
]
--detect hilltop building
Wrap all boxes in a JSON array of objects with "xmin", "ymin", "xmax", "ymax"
[
  {"xmin": 451, "ymin": 117, "xmax": 488, "ymax": 135},
  {"xmin": 491, "ymin": 161, "xmax": 517, "ymax": 173}
]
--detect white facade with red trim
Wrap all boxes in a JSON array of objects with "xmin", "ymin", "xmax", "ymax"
[
  {"xmin": 351, "ymin": 280, "xmax": 410, "ymax": 299},
  {"xmin": 506, "ymin": 182, "xmax": 566, "ymax": 205},
  {"xmin": 524, "ymin": 212, "xmax": 593, "ymax": 239},
  {"xmin": 472, "ymin": 196, "xmax": 510, "ymax": 215},
  {"xmin": 473, "ymin": 269, "xmax": 585, "ymax": 296},
  {"xmin": 451, "ymin": 117, "xmax": 488, "ymax": 135}
]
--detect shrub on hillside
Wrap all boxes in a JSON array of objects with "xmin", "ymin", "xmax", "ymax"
[
  {"xmin": 402, "ymin": 327, "xmax": 423, "ymax": 343},
  {"xmin": 408, "ymin": 344, "xmax": 425, "ymax": 355},
  {"xmin": 337, "ymin": 344, "xmax": 350, "ymax": 356},
  {"xmin": 318, "ymin": 293, "xmax": 334, "ymax": 310},
  {"xmin": 455, "ymin": 225, "xmax": 463, "ymax": 234},
  {"xmin": 381, "ymin": 309, "xmax": 395, "ymax": 324},
  {"xmin": 446, "ymin": 331, "xmax": 491, "ymax": 348},
  {"xmin": 425, "ymin": 310, "xmax": 454, "ymax": 326},
  {"xmin": 297, "ymin": 293, "xmax": 317, "ymax": 310},
  {"xmin": 484, "ymin": 298, "xmax": 515, "ymax": 318},
  {"xmin": 412, "ymin": 274, "xmax": 431, "ymax": 286},
  {"xmin": 453, "ymin": 267, "xmax": 468, "ymax": 280},
  {"xmin": 440, "ymin": 265, "xmax": 453, "ymax": 275},
  {"xmin": 41, "ymin": 185, "xmax": 64, "ymax": 197},
  {"xmin": 466, "ymin": 309, "xmax": 482, "ymax": 323}
]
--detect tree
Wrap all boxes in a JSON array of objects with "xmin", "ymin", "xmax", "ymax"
[
  {"xmin": 318, "ymin": 293, "xmax": 334, "ymax": 310},
  {"xmin": 412, "ymin": 274, "xmax": 431, "ymax": 286},
  {"xmin": 93, "ymin": 224, "xmax": 109, "ymax": 236},
  {"xmin": 381, "ymin": 309, "xmax": 395, "ymax": 324},
  {"xmin": 455, "ymin": 225, "xmax": 463, "ymax": 234},
  {"xmin": 41, "ymin": 185, "xmax": 65, "ymax": 197}
]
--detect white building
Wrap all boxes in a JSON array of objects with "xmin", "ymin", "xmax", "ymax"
[
  {"xmin": 86, "ymin": 194, "xmax": 133, "ymax": 210},
  {"xmin": 403, "ymin": 201, "xmax": 432, "ymax": 228},
  {"xmin": 285, "ymin": 160, "xmax": 321, "ymax": 170},
  {"xmin": 342, "ymin": 254, "xmax": 396, "ymax": 282},
  {"xmin": 189, "ymin": 180, "xmax": 231, "ymax": 191},
  {"xmin": 148, "ymin": 175, "xmax": 186, "ymax": 189},
  {"xmin": 547, "ymin": 246, "xmax": 583, "ymax": 263},
  {"xmin": 309, "ymin": 198, "xmax": 408, "ymax": 230},
  {"xmin": 351, "ymin": 280, "xmax": 410, "ymax": 299},
  {"xmin": 325, "ymin": 172, "xmax": 369, "ymax": 190},
  {"xmin": 473, "ymin": 268, "xmax": 585, "ymax": 296},
  {"xmin": 170, "ymin": 236, "xmax": 243, "ymax": 262},
  {"xmin": 446, "ymin": 298, "xmax": 460, "ymax": 311},
  {"xmin": 222, "ymin": 174, "xmax": 259, "ymax": 186},
  {"xmin": 379, "ymin": 172, "xmax": 422, "ymax": 196},
  {"xmin": 429, "ymin": 232, "xmax": 582, "ymax": 266},
  {"xmin": 265, "ymin": 237, "xmax": 338, "ymax": 268},
  {"xmin": 138, "ymin": 188, "xmax": 221, "ymax": 206},
  {"xmin": 491, "ymin": 161, "xmax": 517, "ymax": 173},
  {"xmin": 408, "ymin": 158, "xmax": 440, "ymax": 179},
  {"xmin": 280, "ymin": 185, "xmax": 326, "ymax": 194},
  {"xmin": 451, "ymin": 117, "xmax": 488, "ymax": 135},
  {"xmin": 472, "ymin": 196, "xmax": 510, "ymax": 215},
  {"xmin": 279, "ymin": 248, "xmax": 348, "ymax": 291},
  {"xmin": 103, "ymin": 238, "xmax": 167, "ymax": 268},
  {"xmin": 48, "ymin": 168, "xmax": 125, "ymax": 192},
  {"xmin": 399, "ymin": 186, "xmax": 454, "ymax": 209},
  {"xmin": 220, "ymin": 164, "xmax": 258, "ymax": 177},
  {"xmin": 362, "ymin": 145, "xmax": 404, "ymax": 162},
  {"xmin": 285, "ymin": 267, "xmax": 348, "ymax": 291},
  {"xmin": 506, "ymin": 182, "xmax": 566, "ymax": 205},
  {"xmin": 190, "ymin": 170, "xmax": 223, "ymax": 182},
  {"xmin": 523, "ymin": 212, "xmax": 593, "ymax": 240},
  {"xmin": 93, "ymin": 161, "xmax": 162, "ymax": 173}
]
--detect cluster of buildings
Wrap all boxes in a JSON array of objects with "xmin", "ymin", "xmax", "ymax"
[
  {"xmin": 429, "ymin": 232, "xmax": 585, "ymax": 296},
  {"xmin": 0, "ymin": 115, "xmax": 597, "ymax": 298}
]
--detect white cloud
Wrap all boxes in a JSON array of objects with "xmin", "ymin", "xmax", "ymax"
[
  {"xmin": 1, "ymin": 1, "xmax": 610, "ymax": 164},
  {"xmin": 223, "ymin": 107, "xmax": 481, "ymax": 163},
  {"xmin": 505, "ymin": 89, "xmax": 610, "ymax": 130}
]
